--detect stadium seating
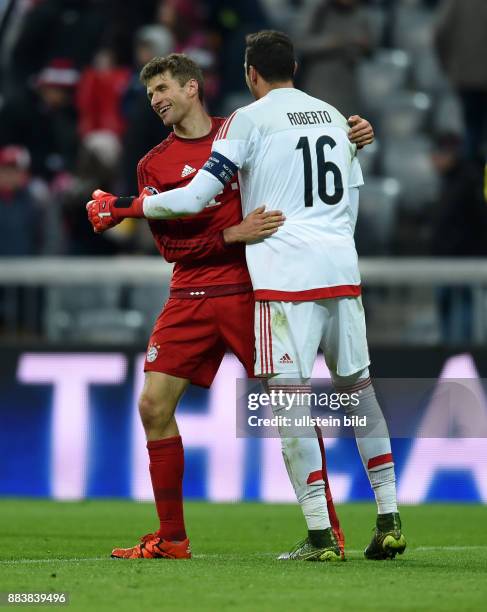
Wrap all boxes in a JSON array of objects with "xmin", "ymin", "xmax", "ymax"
[
  {"xmin": 411, "ymin": 47, "xmax": 450, "ymax": 95},
  {"xmin": 358, "ymin": 49, "xmax": 410, "ymax": 114},
  {"xmin": 393, "ymin": 3, "xmax": 434, "ymax": 53},
  {"xmin": 378, "ymin": 91, "xmax": 431, "ymax": 141},
  {"xmin": 355, "ymin": 177, "xmax": 401, "ymax": 254},
  {"xmin": 357, "ymin": 138, "xmax": 379, "ymax": 176},
  {"xmin": 382, "ymin": 136, "xmax": 439, "ymax": 211},
  {"xmin": 128, "ymin": 285, "xmax": 170, "ymax": 336},
  {"xmin": 45, "ymin": 286, "xmax": 143, "ymax": 343},
  {"xmin": 433, "ymin": 93, "xmax": 465, "ymax": 135}
]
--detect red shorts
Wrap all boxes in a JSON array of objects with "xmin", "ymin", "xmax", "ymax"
[{"xmin": 144, "ymin": 292, "xmax": 255, "ymax": 387}]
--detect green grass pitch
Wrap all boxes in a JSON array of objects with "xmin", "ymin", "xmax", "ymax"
[{"xmin": 1, "ymin": 500, "xmax": 486, "ymax": 611}]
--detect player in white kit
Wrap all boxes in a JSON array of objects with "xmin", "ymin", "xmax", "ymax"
[{"xmin": 89, "ymin": 31, "xmax": 406, "ymax": 562}]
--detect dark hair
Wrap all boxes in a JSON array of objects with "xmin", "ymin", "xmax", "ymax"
[
  {"xmin": 245, "ymin": 30, "xmax": 295, "ymax": 83},
  {"xmin": 139, "ymin": 53, "xmax": 204, "ymax": 101}
]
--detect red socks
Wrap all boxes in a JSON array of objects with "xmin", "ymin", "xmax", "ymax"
[
  {"xmin": 147, "ymin": 436, "xmax": 187, "ymax": 542},
  {"xmin": 317, "ymin": 429, "xmax": 345, "ymax": 554}
]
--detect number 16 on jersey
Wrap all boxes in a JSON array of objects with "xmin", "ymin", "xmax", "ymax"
[{"xmin": 296, "ymin": 135, "xmax": 344, "ymax": 207}]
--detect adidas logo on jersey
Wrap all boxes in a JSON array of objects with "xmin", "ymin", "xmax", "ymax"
[
  {"xmin": 181, "ymin": 164, "xmax": 196, "ymax": 177},
  {"xmin": 279, "ymin": 353, "xmax": 294, "ymax": 364}
]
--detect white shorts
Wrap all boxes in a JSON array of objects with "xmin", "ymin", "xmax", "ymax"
[{"xmin": 254, "ymin": 297, "xmax": 370, "ymax": 378}]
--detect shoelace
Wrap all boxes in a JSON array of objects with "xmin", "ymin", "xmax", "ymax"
[
  {"xmin": 290, "ymin": 538, "xmax": 308, "ymax": 554},
  {"xmin": 140, "ymin": 533, "xmax": 159, "ymax": 544}
]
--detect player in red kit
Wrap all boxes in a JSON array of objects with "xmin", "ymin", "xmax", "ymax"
[{"xmin": 87, "ymin": 54, "xmax": 374, "ymax": 560}]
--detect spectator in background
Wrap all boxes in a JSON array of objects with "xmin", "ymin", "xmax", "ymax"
[
  {"xmin": 6, "ymin": 0, "xmax": 109, "ymax": 97},
  {"xmin": 77, "ymin": 47, "xmax": 131, "ymax": 139},
  {"xmin": 60, "ymin": 131, "xmax": 127, "ymax": 255},
  {"xmin": 297, "ymin": 0, "xmax": 373, "ymax": 118},
  {"xmin": 434, "ymin": 0, "xmax": 487, "ymax": 161},
  {"xmin": 0, "ymin": 59, "xmax": 80, "ymax": 183},
  {"xmin": 157, "ymin": 0, "xmax": 209, "ymax": 59},
  {"xmin": 0, "ymin": 146, "xmax": 46, "ymax": 256},
  {"xmin": 206, "ymin": 0, "xmax": 270, "ymax": 101},
  {"xmin": 4, "ymin": 0, "xmax": 161, "ymax": 98},
  {"xmin": 430, "ymin": 133, "xmax": 487, "ymax": 258},
  {"xmin": 430, "ymin": 132, "xmax": 487, "ymax": 343},
  {"xmin": 156, "ymin": 0, "xmax": 220, "ymax": 109},
  {"xmin": 119, "ymin": 25, "xmax": 174, "ymax": 194}
]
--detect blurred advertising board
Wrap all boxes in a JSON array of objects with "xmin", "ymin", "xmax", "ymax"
[{"xmin": 1, "ymin": 347, "xmax": 487, "ymax": 503}]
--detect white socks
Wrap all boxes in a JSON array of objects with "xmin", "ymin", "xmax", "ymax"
[
  {"xmin": 269, "ymin": 379, "xmax": 331, "ymax": 531},
  {"xmin": 369, "ymin": 466, "xmax": 398, "ymax": 514},
  {"xmin": 333, "ymin": 369, "xmax": 398, "ymax": 514}
]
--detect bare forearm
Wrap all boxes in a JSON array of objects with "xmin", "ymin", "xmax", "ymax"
[
  {"xmin": 223, "ymin": 224, "xmax": 246, "ymax": 244},
  {"xmin": 223, "ymin": 206, "xmax": 285, "ymax": 244}
]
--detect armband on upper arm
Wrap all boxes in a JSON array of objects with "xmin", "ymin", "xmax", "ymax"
[{"xmin": 202, "ymin": 152, "xmax": 238, "ymax": 186}]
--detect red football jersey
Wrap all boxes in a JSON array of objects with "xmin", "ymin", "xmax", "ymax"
[{"xmin": 137, "ymin": 117, "xmax": 252, "ymax": 295}]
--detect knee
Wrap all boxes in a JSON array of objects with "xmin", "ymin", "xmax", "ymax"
[
  {"xmin": 138, "ymin": 391, "xmax": 174, "ymax": 431},
  {"xmin": 332, "ymin": 367, "xmax": 370, "ymax": 389},
  {"xmin": 332, "ymin": 367, "xmax": 374, "ymax": 417}
]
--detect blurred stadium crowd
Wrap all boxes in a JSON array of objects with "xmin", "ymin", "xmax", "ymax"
[{"xmin": 0, "ymin": 0, "xmax": 486, "ymax": 260}]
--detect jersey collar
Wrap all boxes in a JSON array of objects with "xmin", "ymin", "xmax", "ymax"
[
  {"xmin": 173, "ymin": 117, "xmax": 221, "ymax": 143},
  {"xmin": 265, "ymin": 87, "xmax": 299, "ymax": 98}
]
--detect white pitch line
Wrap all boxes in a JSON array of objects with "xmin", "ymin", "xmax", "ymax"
[
  {"xmin": 0, "ymin": 557, "xmax": 106, "ymax": 565},
  {"xmin": 1, "ymin": 546, "xmax": 486, "ymax": 565},
  {"xmin": 0, "ymin": 555, "xmax": 278, "ymax": 564},
  {"xmin": 415, "ymin": 546, "xmax": 487, "ymax": 551}
]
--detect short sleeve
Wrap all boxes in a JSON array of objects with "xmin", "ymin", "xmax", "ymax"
[
  {"xmin": 349, "ymin": 156, "xmax": 364, "ymax": 188},
  {"xmin": 211, "ymin": 111, "xmax": 256, "ymax": 171}
]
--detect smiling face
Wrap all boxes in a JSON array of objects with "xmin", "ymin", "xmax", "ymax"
[{"xmin": 146, "ymin": 71, "xmax": 196, "ymax": 127}]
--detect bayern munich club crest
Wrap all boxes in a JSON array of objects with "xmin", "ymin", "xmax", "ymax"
[
  {"xmin": 146, "ymin": 344, "xmax": 159, "ymax": 363},
  {"xmin": 143, "ymin": 185, "xmax": 159, "ymax": 195}
]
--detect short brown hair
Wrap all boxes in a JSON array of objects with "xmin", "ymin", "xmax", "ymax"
[
  {"xmin": 245, "ymin": 30, "xmax": 295, "ymax": 83},
  {"xmin": 139, "ymin": 54, "xmax": 204, "ymax": 101}
]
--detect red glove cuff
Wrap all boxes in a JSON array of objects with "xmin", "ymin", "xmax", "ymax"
[{"xmin": 111, "ymin": 196, "xmax": 145, "ymax": 220}]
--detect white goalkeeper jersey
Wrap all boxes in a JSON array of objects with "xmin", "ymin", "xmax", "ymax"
[{"xmin": 207, "ymin": 87, "xmax": 364, "ymax": 301}]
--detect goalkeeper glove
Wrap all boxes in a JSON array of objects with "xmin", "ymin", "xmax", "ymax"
[{"xmin": 86, "ymin": 187, "xmax": 156, "ymax": 234}]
